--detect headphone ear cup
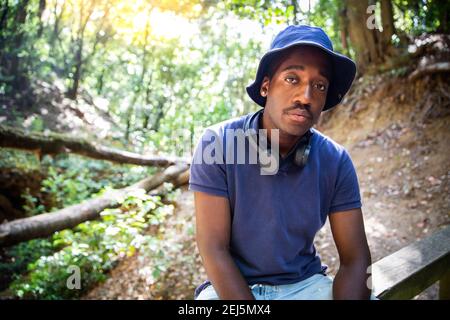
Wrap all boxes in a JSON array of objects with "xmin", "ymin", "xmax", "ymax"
[{"xmin": 294, "ymin": 133, "xmax": 312, "ymax": 168}]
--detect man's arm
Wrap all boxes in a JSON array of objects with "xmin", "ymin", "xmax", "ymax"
[
  {"xmin": 329, "ymin": 208, "xmax": 372, "ymax": 300},
  {"xmin": 194, "ymin": 191, "xmax": 255, "ymax": 300}
]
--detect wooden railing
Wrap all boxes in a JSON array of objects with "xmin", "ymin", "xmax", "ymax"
[{"xmin": 371, "ymin": 225, "xmax": 450, "ymax": 300}]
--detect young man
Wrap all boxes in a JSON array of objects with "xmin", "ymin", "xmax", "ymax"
[{"xmin": 189, "ymin": 25, "xmax": 373, "ymax": 300}]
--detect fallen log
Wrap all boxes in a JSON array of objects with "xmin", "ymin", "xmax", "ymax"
[
  {"xmin": 0, "ymin": 125, "xmax": 188, "ymax": 167},
  {"xmin": 0, "ymin": 164, "xmax": 189, "ymax": 247},
  {"xmin": 149, "ymin": 170, "xmax": 190, "ymax": 196},
  {"xmin": 408, "ymin": 62, "xmax": 450, "ymax": 82}
]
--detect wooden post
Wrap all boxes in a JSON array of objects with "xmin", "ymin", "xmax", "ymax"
[
  {"xmin": 439, "ymin": 270, "xmax": 450, "ymax": 300},
  {"xmin": 371, "ymin": 226, "xmax": 450, "ymax": 299}
]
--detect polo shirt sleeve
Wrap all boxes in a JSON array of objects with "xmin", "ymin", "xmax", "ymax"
[
  {"xmin": 329, "ymin": 150, "xmax": 362, "ymax": 214},
  {"xmin": 188, "ymin": 129, "xmax": 228, "ymax": 198}
]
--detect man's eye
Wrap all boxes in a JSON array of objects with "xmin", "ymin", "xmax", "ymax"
[
  {"xmin": 285, "ymin": 77, "xmax": 298, "ymax": 84},
  {"xmin": 315, "ymin": 83, "xmax": 327, "ymax": 92}
]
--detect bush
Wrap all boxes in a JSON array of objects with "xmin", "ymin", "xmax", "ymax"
[
  {"xmin": 0, "ymin": 239, "xmax": 54, "ymax": 291},
  {"xmin": 10, "ymin": 189, "xmax": 174, "ymax": 299},
  {"xmin": 39, "ymin": 155, "xmax": 156, "ymax": 210}
]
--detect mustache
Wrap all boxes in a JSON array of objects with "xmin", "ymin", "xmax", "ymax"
[{"xmin": 283, "ymin": 103, "xmax": 313, "ymax": 117}]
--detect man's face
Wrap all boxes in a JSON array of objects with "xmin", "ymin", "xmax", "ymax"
[{"xmin": 261, "ymin": 46, "xmax": 331, "ymax": 138}]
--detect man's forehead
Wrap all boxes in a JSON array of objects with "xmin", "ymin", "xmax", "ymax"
[
  {"xmin": 276, "ymin": 46, "xmax": 332, "ymax": 79},
  {"xmin": 282, "ymin": 46, "xmax": 330, "ymax": 66}
]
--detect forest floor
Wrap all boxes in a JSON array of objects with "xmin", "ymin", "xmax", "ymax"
[{"xmin": 83, "ymin": 73, "xmax": 450, "ymax": 300}]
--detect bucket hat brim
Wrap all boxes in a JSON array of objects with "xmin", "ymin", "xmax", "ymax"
[{"xmin": 246, "ymin": 41, "xmax": 356, "ymax": 111}]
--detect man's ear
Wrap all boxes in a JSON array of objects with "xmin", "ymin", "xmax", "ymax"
[{"xmin": 260, "ymin": 76, "xmax": 270, "ymax": 97}]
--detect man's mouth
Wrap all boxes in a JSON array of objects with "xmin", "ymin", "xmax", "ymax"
[{"xmin": 285, "ymin": 109, "xmax": 312, "ymax": 123}]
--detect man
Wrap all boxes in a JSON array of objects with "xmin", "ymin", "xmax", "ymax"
[{"xmin": 189, "ymin": 25, "xmax": 373, "ymax": 300}]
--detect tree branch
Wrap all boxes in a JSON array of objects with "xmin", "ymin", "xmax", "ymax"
[
  {"xmin": 0, "ymin": 164, "xmax": 189, "ymax": 247},
  {"xmin": 0, "ymin": 125, "xmax": 188, "ymax": 166},
  {"xmin": 409, "ymin": 62, "xmax": 450, "ymax": 82}
]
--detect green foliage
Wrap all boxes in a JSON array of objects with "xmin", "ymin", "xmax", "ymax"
[
  {"xmin": 37, "ymin": 154, "xmax": 155, "ymax": 210},
  {"xmin": 226, "ymin": 0, "xmax": 296, "ymax": 25},
  {"xmin": 10, "ymin": 189, "xmax": 174, "ymax": 299},
  {"xmin": 0, "ymin": 149, "xmax": 41, "ymax": 172},
  {"xmin": 0, "ymin": 239, "xmax": 55, "ymax": 285},
  {"xmin": 21, "ymin": 190, "xmax": 47, "ymax": 216},
  {"xmin": 393, "ymin": 0, "xmax": 450, "ymax": 35},
  {"xmin": 1, "ymin": 151, "xmax": 169, "ymax": 298},
  {"xmin": 1, "ymin": 0, "xmax": 267, "ymax": 156},
  {"xmin": 309, "ymin": 0, "xmax": 343, "ymax": 53}
]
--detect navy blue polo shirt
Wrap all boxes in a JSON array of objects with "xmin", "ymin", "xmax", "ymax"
[{"xmin": 189, "ymin": 110, "xmax": 362, "ymax": 290}]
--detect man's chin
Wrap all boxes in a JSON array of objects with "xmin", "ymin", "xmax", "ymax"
[{"xmin": 281, "ymin": 125, "xmax": 311, "ymax": 138}]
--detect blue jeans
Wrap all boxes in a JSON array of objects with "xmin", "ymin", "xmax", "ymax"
[
  {"xmin": 196, "ymin": 273, "xmax": 378, "ymax": 300},
  {"xmin": 196, "ymin": 274, "xmax": 333, "ymax": 300}
]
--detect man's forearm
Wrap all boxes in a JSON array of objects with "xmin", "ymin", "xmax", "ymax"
[
  {"xmin": 333, "ymin": 262, "xmax": 371, "ymax": 300},
  {"xmin": 201, "ymin": 248, "xmax": 255, "ymax": 300}
]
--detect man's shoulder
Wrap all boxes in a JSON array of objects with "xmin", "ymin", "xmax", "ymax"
[{"xmin": 201, "ymin": 113, "xmax": 250, "ymax": 138}]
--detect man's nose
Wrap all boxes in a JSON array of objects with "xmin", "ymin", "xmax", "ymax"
[{"xmin": 293, "ymin": 84, "xmax": 312, "ymax": 105}]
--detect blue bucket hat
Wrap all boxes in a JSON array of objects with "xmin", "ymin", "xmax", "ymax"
[{"xmin": 246, "ymin": 25, "xmax": 356, "ymax": 111}]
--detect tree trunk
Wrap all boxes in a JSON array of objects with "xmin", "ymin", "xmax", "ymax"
[
  {"xmin": 0, "ymin": 125, "xmax": 188, "ymax": 166},
  {"xmin": 9, "ymin": 0, "xmax": 30, "ymax": 92},
  {"xmin": 50, "ymin": 0, "xmax": 65, "ymax": 47},
  {"xmin": 0, "ymin": 0, "xmax": 9, "ymax": 38},
  {"xmin": 0, "ymin": 164, "xmax": 189, "ymax": 247},
  {"xmin": 380, "ymin": 0, "xmax": 396, "ymax": 54},
  {"xmin": 125, "ymin": 15, "xmax": 150, "ymax": 141},
  {"xmin": 66, "ymin": 1, "xmax": 95, "ymax": 100},
  {"xmin": 37, "ymin": 0, "xmax": 45, "ymax": 37},
  {"xmin": 437, "ymin": 0, "xmax": 449, "ymax": 33},
  {"xmin": 338, "ymin": 3, "xmax": 350, "ymax": 56},
  {"xmin": 67, "ymin": 38, "xmax": 83, "ymax": 100},
  {"xmin": 345, "ymin": 0, "xmax": 382, "ymax": 72},
  {"xmin": 291, "ymin": 0, "xmax": 299, "ymax": 24},
  {"xmin": 0, "ymin": 0, "xmax": 9, "ymax": 72}
]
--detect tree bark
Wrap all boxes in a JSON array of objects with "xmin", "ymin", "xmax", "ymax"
[
  {"xmin": 338, "ymin": 3, "xmax": 349, "ymax": 56},
  {"xmin": 37, "ymin": 0, "xmax": 45, "ymax": 37},
  {"xmin": 380, "ymin": 0, "xmax": 396, "ymax": 54},
  {"xmin": 50, "ymin": 0, "xmax": 65, "ymax": 47},
  {"xmin": 125, "ymin": 11, "xmax": 151, "ymax": 141},
  {"xmin": 66, "ymin": 38, "xmax": 83, "ymax": 99},
  {"xmin": 346, "ymin": 0, "xmax": 382, "ymax": 72},
  {"xmin": 149, "ymin": 169, "xmax": 190, "ymax": 196},
  {"xmin": 437, "ymin": 0, "xmax": 449, "ymax": 33},
  {"xmin": 66, "ymin": 1, "xmax": 95, "ymax": 100},
  {"xmin": 0, "ymin": 125, "xmax": 188, "ymax": 166},
  {"xmin": 0, "ymin": 0, "xmax": 9, "ymax": 38},
  {"xmin": 8, "ymin": 0, "xmax": 30, "ymax": 92},
  {"xmin": 290, "ymin": 0, "xmax": 300, "ymax": 24},
  {"xmin": 0, "ymin": 164, "xmax": 189, "ymax": 247},
  {"xmin": 408, "ymin": 62, "xmax": 450, "ymax": 82}
]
